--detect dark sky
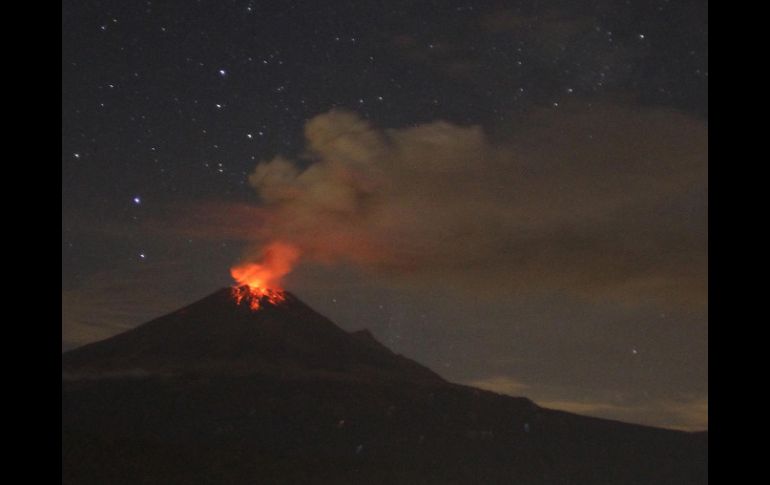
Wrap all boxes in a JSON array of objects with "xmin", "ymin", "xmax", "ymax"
[{"xmin": 62, "ymin": 0, "xmax": 708, "ymax": 430}]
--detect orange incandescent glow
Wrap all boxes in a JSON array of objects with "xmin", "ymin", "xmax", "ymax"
[{"xmin": 229, "ymin": 241, "xmax": 300, "ymax": 310}]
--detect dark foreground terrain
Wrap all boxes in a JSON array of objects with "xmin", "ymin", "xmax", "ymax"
[{"xmin": 63, "ymin": 288, "xmax": 707, "ymax": 484}]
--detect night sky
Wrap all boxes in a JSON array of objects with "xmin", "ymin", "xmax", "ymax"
[{"xmin": 62, "ymin": 0, "xmax": 708, "ymax": 430}]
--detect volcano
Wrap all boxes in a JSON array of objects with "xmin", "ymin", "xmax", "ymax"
[
  {"xmin": 62, "ymin": 287, "xmax": 442, "ymax": 383},
  {"xmin": 63, "ymin": 288, "xmax": 707, "ymax": 485}
]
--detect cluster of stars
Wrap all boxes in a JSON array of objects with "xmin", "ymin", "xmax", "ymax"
[{"xmin": 64, "ymin": 1, "xmax": 706, "ymax": 284}]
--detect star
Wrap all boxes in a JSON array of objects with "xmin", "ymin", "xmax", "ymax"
[{"xmin": 133, "ymin": 196, "xmax": 141, "ymax": 205}]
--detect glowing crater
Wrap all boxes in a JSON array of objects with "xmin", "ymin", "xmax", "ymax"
[{"xmin": 231, "ymin": 285, "xmax": 287, "ymax": 311}]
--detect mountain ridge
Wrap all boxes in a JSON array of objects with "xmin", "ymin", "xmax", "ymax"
[
  {"xmin": 62, "ymin": 287, "xmax": 445, "ymax": 384},
  {"xmin": 62, "ymin": 287, "xmax": 707, "ymax": 484}
]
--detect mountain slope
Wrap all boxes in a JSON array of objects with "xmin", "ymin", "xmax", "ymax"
[
  {"xmin": 62, "ymin": 288, "xmax": 707, "ymax": 485},
  {"xmin": 62, "ymin": 287, "xmax": 443, "ymax": 383}
]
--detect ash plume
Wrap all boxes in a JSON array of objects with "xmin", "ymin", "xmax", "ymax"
[{"xmin": 241, "ymin": 103, "xmax": 707, "ymax": 307}]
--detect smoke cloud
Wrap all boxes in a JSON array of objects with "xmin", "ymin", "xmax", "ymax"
[
  {"xmin": 242, "ymin": 103, "xmax": 707, "ymax": 307},
  {"xmin": 231, "ymin": 241, "xmax": 300, "ymax": 289}
]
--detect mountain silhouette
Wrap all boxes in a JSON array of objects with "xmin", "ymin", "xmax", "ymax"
[
  {"xmin": 63, "ymin": 288, "xmax": 707, "ymax": 484},
  {"xmin": 62, "ymin": 287, "xmax": 443, "ymax": 383}
]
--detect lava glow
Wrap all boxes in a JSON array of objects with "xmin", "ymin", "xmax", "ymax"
[
  {"xmin": 229, "ymin": 241, "xmax": 300, "ymax": 311},
  {"xmin": 230, "ymin": 285, "xmax": 286, "ymax": 311}
]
